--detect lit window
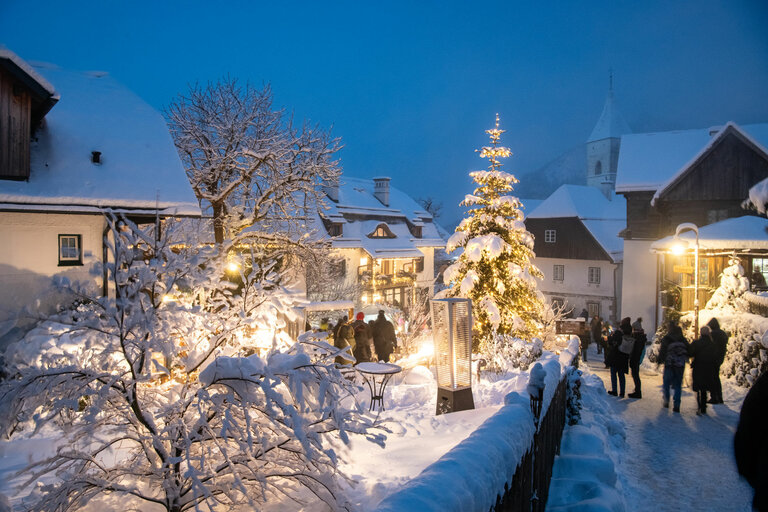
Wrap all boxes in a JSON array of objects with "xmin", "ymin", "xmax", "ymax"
[
  {"xmin": 553, "ymin": 264, "xmax": 564, "ymax": 281},
  {"xmin": 588, "ymin": 267, "xmax": 601, "ymax": 284},
  {"xmin": 369, "ymin": 224, "xmax": 394, "ymax": 238},
  {"xmin": 58, "ymin": 234, "xmax": 82, "ymax": 266},
  {"xmin": 545, "ymin": 230, "xmax": 556, "ymax": 243}
]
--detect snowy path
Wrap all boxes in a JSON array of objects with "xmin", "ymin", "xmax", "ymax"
[{"xmin": 582, "ymin": 346, "xmax": 753, "ymax": 511}]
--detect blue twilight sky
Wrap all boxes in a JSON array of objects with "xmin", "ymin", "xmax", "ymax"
[{"xmin": 2, "ymin": 1, "xmax": 767, "ymax": 229}]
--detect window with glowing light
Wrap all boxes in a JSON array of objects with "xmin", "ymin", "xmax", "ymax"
[
  {"xmin": 545, "ymin": 230, "xmax": 556, "ymax": 243},
  {"xmin": 752, "ymin": 257, "xmax": 768, "ymax": 290},
  {"xmin": 58, "ymin": 234, "xmax": 82, "ymax": 266},
  {"xmin": 368, "ymin": 224, "xmax": 395, "ymax": 239}
]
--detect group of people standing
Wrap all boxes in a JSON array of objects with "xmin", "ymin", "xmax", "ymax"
[
  {"xmin": 657, "ymin": 317, "xmax": 728, "ymax": 415},
  {"xmin": 602, "ymin": 316, "xmax": 648, "ymax": 399},
  {"xmin": 329, "ymin": 310, "xmax": 398, "ymax": 366}
]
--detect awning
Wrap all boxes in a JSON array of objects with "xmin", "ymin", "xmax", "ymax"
[{"xmin": 651, "ymin": 215, "xmax": 768, "ymax": 253}]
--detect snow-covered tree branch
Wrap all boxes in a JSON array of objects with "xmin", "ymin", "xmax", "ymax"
[{"xmin": 0, "ymin": 216, "xmax": 382, "ymax": 512}]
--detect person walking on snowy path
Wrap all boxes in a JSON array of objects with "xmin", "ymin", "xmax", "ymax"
[
  {"xmin": 689, "ymin": 325, "xmax": 720, "ymax": 415},
  {"xmin": 334, "ymin": 317, "xmax": 356, "ymax": 365},
  {"xmin": 352, "ymin": 312, "xmax": 373, "ymax": 363},
  {"xmin": 734, "ymin": 370, "xmax": 768, "ymax": 511},
  {"xmin": 627, "ymin": 325, "xmax": 647, "ymax": 399},
  {"xmin": 607, "ymin": 317, "xmax": 632, "ymax": 398},
  {"xmin": 657, "ymin": 323, "xmax": 689, "ymax": 412},
  {"xmin": 707, "ymin": 317, "xmax": 728, "ymax": 404}
]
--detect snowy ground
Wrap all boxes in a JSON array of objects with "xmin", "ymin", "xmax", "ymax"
[{"xmin": 549, "ymin": 343, "xmax": 754, "ymax": 512}]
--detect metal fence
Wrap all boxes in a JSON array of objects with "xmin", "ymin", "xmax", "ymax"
[{"xmin": 491, "ymin": 376, "xmax": 569, "ymax": 512}]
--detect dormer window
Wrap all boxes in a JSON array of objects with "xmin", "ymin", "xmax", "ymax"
[
  {"xmin": 412, "ymin": 225, "xmax": 422, "ymax": 238},
  {"xmin": 368, "ymin": 224, "xmax": 395, "ymax": 239},
  {"xmin": 329, "ymin": 223, "xmax": 342, "ymax": 237}
]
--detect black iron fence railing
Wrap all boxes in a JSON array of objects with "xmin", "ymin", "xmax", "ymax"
[{"xmin": 492, "ymin": 376, "xmax": 568, "ymax": 512}]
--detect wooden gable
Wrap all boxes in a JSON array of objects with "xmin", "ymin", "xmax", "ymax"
[
  {"xmin": 657, "ymin": 126, "xmax": 768, "ymax": 204},
  {"xmin": 525, "ymin": 217, "xmax": 613, "ymax": 262}
]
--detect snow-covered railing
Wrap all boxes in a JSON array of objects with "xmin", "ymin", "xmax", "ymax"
[
  {"xmin": 376, "ymin": 339, "xmax": 579, "ymax": 512},
  {"xmin": 744, "ymin": 291, "xmax": 768, "ymax": 317}
]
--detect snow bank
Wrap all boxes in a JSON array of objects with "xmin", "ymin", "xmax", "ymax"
[{"xmin": 375, "ymin": 391, "xmax": 535, "ymax": 512}]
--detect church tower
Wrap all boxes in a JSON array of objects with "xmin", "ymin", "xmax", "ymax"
[{"xmin": 587, "ymin": 73, "xmax": 631, "ymax": 198}]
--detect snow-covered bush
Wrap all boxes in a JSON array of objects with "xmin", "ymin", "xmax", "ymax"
[
  {"xmin": 565, "ymin": 366, "xmax": 582, "ymax": 426},
  {"xmin": 480, "ymin": 334, "xmax": 543, "ymax": 375},
  {"xmin": 712, "ymin": 312, "xmax": 768, "ymax": 387},
  {"xmin": 0, "ymin": 217, "xmax": 381, "ymax": 512},
  {"xmin": 705, "ymin": 254, "xmax": 749, "ymax": 311}
]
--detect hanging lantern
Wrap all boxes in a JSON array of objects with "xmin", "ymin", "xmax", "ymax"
[{"xmin": 430, "ymin": 297, "xmax": 475, "ymax": 415}]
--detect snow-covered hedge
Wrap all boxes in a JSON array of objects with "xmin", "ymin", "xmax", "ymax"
[{"xmin": 480, "ymin": 334, "xmax": 543, "ymax": 374}]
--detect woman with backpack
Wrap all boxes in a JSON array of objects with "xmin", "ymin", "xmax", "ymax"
[
  {"xmin": 657, "ymin": 323, "xmax": 689, "ymax": 412},
  {"xmin": 607, "ymin": 317, "xmax": 633, "ymax": 398}
]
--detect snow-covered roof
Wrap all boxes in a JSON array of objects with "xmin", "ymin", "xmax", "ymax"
[
  {"xmin": 616, "ymin": 122, "xmax": 768, "ymax": 193},
  {"xmin": 0, "ymin": 62, "xmax": 200, "ymax": 216},
  {"xmin": 527, "ymin": 185, "xmax": 626, "ymax": 261},
  {"xmin": 588, "ymin": 91, "xmax": 631, "ymax": 143},
  {"xmin": 0, "ymin": 48, "xmax": 58, "ymax": 98},
  {"xmin": 651, "ymin": 215, "xmax": 768, "ymax": 252},
  {"xmin": 320, "ymin": 176, "xmax": 445, "ymax": 257}
]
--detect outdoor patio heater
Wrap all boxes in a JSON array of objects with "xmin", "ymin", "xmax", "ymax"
[{"xmin": 430, "ymin": 297, "xmax": 475, "ymax": 415}]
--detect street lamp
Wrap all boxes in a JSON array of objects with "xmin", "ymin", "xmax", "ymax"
[{"xmin": 672, "ymin": 222, "xmax": 700, "ymax": 334}]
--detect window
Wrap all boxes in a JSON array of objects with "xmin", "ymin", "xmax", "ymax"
[
  {"xmin": 594, "ymin": 160, "xmax": 602, "ymax": 176},
  {"xmin": 588, "ymin": 266, "xmax": 601, "ymax": 284},
  {"xmin": 328, "ymin": 223, "xmax": 342, "ymax": 237},
  {"xmin": 58, "ymin": 234, "xmax": 82, "ymax": 266},
  {"xmin": 551, "ymin": 297, "xmax": 565, "ymax": 310},
  {"xmin": 553, "ymin": 264, "xmax": 564, "ymax": 281},
  {"xmin": 415, "ymin": 257, "xmax": 424, "ymax": 273},
  {"xmin": 587, "ymin": 302, "xmax": 600, "ymax": 318},
  {"xmin": 381, "ymin": 259, "xmax": 394, "ymax": 275},
  {"xmin": 752, "ymin": 257, "xmax": 768, "ymax": 290},
  {"xmin": 706, "ymin": 209, "xmax": 729, "ymax": 225},
  {"xmin": 545, "ymin": 229, "xmax": 556, "ymax": 243},
  {"xmin": 369, "ymin": 224, "xmax": 394, "ymax": 239}
]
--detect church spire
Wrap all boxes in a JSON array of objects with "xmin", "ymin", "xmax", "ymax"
[{"xmin": 587, "ymin": 71, "xmax": 630, "ymax": 143}]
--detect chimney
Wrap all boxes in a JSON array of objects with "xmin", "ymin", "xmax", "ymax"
[
  {"xmin": 322, "ymin": 177, "xmax": 339, "ymax": 202},
  {"xmin": 373, "ymin": 176, "xmax": 390, "ymax": 207},
  {"xmin": 708, "ymin": 126, "xmax": 722, "ymax": 137}
]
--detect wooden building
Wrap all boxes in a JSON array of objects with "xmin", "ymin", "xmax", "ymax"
[
  {"xmin": 525, "ymin": 185, "xmax": 625, "ymax": 322},
  {"xmin": 616, "ymin": 122, "xmax": 768, "ymax": 330}
]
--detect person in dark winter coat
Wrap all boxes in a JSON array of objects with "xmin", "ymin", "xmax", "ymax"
[
  {"xmin": 627, "ymin": 326, "xmax": 647, "ymax": 399},
  {"xmin": 689, "ymin": 325, "xmax": 720, "ymax": 415},
  {"xmin": 579, "ymin": 308, "xmax": 589, "ymax": 320},
  {"xmin": 579, "ymin": 332, "xmax": 590, "ymax": 362},
  {"xmin": 657, "ymin": 323, "xmax": 689, "ymax": 412},
  {"xmin": 352, "ymin": 312, "xmax": 373, "ymax": 363},
  {"xmin": 372, "ymin": 310, "xmax": 397, "ymax": 362},
  {"xmin": 734, "ymin": 370, "xmax": 768, "ymax": 512},
  {"xmin": 334, "ymin": 317, "xmax": 355, "ymax": 365},
  {"xmin": 707, "ymin": 317, "xmax": 729, "ymax": 404},
  {"xmin": 607, "ymin": 317, "xmax": 632, "ymax": 397},
  {"xmin": 591, "ymin": 316, "xmax": 604, "ymax": 355}
]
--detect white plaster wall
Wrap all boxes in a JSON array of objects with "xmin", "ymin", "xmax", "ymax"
[
  {"xmin": 536, "ymin": 256, "xmax": 619, "ymax": 321},
  {"xmin": 0, "ymin": 212, "xmax": 104, "ymax": 347},
  {"xmin": 620, "ymin": 239, "xmax": 657, "ymax": 331}
]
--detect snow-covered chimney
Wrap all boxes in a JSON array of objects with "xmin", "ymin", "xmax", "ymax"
[
  {"xmin": 373, "ymin": 176, "xmax": 390, "ymax": 207},
  {"xmin": 322, "ymin": 177, "xmax": 339, "ymax": 202}
]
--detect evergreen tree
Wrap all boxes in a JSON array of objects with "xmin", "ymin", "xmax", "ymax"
[{"xmin": 443, "ymin": 115, "xmax": 543, "ymax": 345}]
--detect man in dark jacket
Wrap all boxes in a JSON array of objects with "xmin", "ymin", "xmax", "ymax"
[
  {"xmin": 372, "ymin": 310, "xmax": 397, "ymax": 362},
  {"xmin": 591, "ymin": 316, "xmax": 604, "ymax": 355},
  {"xmin": 607, "ymin": 317, "xmax": 632, "ymax": 398},
  {"xmin": 689, "ymin": 325, "xmax": 720, "ymax": 415},
  {"xmin": 658, "ymin": 323, "xmax": 689, "ymax": 412},
  {"xmin": 334, "ymin": 317, "xmax": 355, "ymax": 365},
  {"xmin": 628, "ymin": 326, "xmax": 647, "ymax": 399},
  {"xmin": 352, "ymin": 312, "xmax": 372, "ymax": 363},
  {"xmin": 734, "ymin": 371, "xmax": 768, "ymax": 511},
  {"xmin": 707, "ymin": 317, "xmax": 728, "ymax": 404}
]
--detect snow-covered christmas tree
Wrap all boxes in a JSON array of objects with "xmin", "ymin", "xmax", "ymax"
[
  {"xmin": 443, "ymin": 115, "xmax": 543, "ymax": 345},
  {"xmin": 706, "ymin": 253, "xmax": 750, "ymax": 311}
]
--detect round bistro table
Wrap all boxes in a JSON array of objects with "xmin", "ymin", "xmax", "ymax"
[{"xmin": 355, "ymin": 362, "xmax": 402, "ymax": 411}]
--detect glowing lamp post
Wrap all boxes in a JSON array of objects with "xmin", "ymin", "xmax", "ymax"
[
  {"xmin": 671, "ymin": 222, "xmax": 700, "ymax": 334},
  {"xmin": 430, "ymin": 298, "xmax": 474, "ymax": 415}
]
